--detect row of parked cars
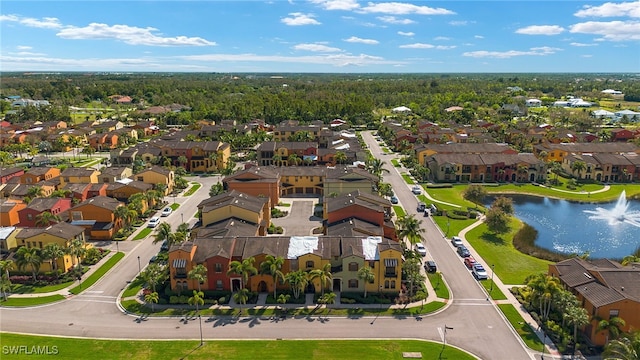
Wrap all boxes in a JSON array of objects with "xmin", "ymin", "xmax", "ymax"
[{"xmin": 450, "ymin": 236, "xmax": 488, "ymax": 280}]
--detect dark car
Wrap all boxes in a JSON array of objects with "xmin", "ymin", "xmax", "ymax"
[
  {"xmin": 149, "ymin": 255, "xmax": 158, "ymax": 264},
  {"xmin": 390, "ymin": 195, "xmax": 399, "ymax": 204},
  {"xmin": 160, "ymin": 240, "xmax": 169, "ymax": 252},
  {"xmin": 457, "ymin": 245, "xmax": 471, "ymax": 258},
  {"xmin": 424, "ymin": 260, "xmax": 437, "ymax": 273}
]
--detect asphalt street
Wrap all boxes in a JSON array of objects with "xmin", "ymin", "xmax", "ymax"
[{"xmin": 0, "ymin": 143, "xmax": 536, "ymax": 360}]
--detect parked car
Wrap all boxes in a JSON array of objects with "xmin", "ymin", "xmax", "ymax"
[
  {"xmin": 472, "ymin": 263, "xmax": 488, "ymax": 280},
  {"xmin": 390, "ymin": 195, "xmax": 399, "ymax": 204},
  {"xmin": 450, "ymin": 236, "xmax": 463, "ymax": 247},
  {"xmin": 415, "ymin": 243, "xmax": 427, "ymax": 257},
  {"xmin": 412, "ymin": 185, "xmax": 422, "ymax": 195},
  {"xmin": 417, "ymin": 202, "xmax": 426, "ymax": 212},
  {"xmin": 464, "ymin": 256, "xmax": 477, "ymax": 269},
  {"xmin": 160, "ymin": 240, "xmax": 169, "ymax": 252},
  {"xmin": 457, "ymin": 245, "xmax": 471, "ymax": 258},
  {"xmin": 148, "ymin": 217, "xmax": 160, "ymax": 228},
  {"xmin": 161, "ymin": 207, "xmax": 173, "ymax": 217},
  {"xmin": 149, "ymin": 255, "xmax": 158, "ymax": 264},
  {"xmin": 424, "ymin": 260, "xmax": 437, "ymax": 273}
]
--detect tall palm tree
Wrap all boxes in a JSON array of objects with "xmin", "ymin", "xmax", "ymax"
[
  {"xmin": 35, "ymin": 211, "xmax": 61, "ymax": 227},
  {"xmin": 26, "ymin": 186, "xmax": 45, "ymax": 202},
  {"xmin": 309, "ymin": 263, "xmax": 332, "ymax": 296},
  {"xmin": 233, "ymin": 288, "xmax": 250, "ymax": 315},
  {"xmin": 516, "ymin": 165, "xmax": 529, "ymax": 182},
  {"xmin": 67, "ymin": 238, "xmax": 87, "ymax": 269},
  {"xmin": 334, "ymin": 151, "xmax": 347, "ymax": 165},
  {"xmin": 114, "ymin": 205, "xmax": 131, "ymax": 230},
  {"xmin": 396, "ymin": 214, "xmax": 425, "ymax": 246},
  {"xmin": 41, "ymin": 243, "xmax": 65, "ymax": 274},
  {"xmin": 357, "ymin": 266, "xmax": 375, "ymax": 298},
  {"xmin": 153, "ymin": 222, "xmax": 178, "ymax": 247},
  {"xmin": 564, "ymin": 305, "xmax": 589, "ymax": 355},
  {"xmin": 49, "ymin": 189, "xmax": 71, "ymax": 198},
  {"xmin": 621, "ymin": 255, "xmax": 640, "ymax": 266},
  {"xmin": 571, "ymin": 160, "xmax": 586, "ymax": 179},
  {"xmin": 177, "ymin": 155, "xmax": 188, "ymax": 169},
  {"xmin": 602, "ymin": 332, "xmax": 640, "ymax": 360},
  {"xmin": 260, "ymin": 255, "xmax": 285, "ymax": 298},
  {"xmin": 144, "ymin": 291, "xmax": 159, "ymax": 312},
  {"xmin": 367, "ymin": 157, "xmax": 389, "ymax": 179},
  {"xmin": 188, "ymin": 264, "xmax": 208, "ymax": 292},
  {"xmin": 227, "ymin": 257, "xmax": 257, "ymax": 290},
  {"xmin": 141, "ymin": 263, "xmax": 166, "ymax": 293},
  {"xmin": 597, "ymin": 317, "xmax": 627, "ymax": 342},
  {"xmin": 16, "ymin": 247, "xmax": 42, "ymax": 281},
  {"xmin": 127, "ymin": 193, "xmax": 146, "ymax": 215},
  {"xmin": 526, "ymin": 273, "xmax": 561, "ymax": 321},
  {"xmin": 285, "ymin": 270, "xmax": 308, "ymax": 299},
  {"xmin": 0, "ymin": 260, "xmax": 14, "ymax": 301},
  {"xmin": 208, "ymin": 151, "xmax": 218, "ymax": 172},
  {"xmin": 188, "ymin": 290, "xmax": 205, "ymax": 314}
]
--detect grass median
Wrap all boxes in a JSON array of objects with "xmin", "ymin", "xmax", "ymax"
[
  {"xmin": 0, "ymin": 333, "xmax": 477, "ymax": 360},
  {"xmin": 184, "ymin": 183, "xmax": 202, "ymax": 196},
  {"xmin": 132, "ymin": 227, "xmax": 152, "ymax": 241},
  {"xmin": 0, "ymin": 294, "xmax": 65, "ymax": 307},
  {"xmin": 69, "ymin": 252, "xmax": 125, "ymax": 295},
  {"xmin": 498, "ymin": 303, "xmax": 544, "ymax": 352}
]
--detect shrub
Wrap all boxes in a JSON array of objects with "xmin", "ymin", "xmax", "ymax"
[{"xmin": 513, "ymin": 223, "xmax": 568, "ymax": 262}]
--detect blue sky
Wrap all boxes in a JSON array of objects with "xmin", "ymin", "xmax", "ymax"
[{"xmin": 1, "ymin": 1, "xmax": 639, "ymax": 73}]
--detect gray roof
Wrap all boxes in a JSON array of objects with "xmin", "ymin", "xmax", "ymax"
[
  {"xmin": 198, "ymin": 190, "xmax": 268, "ymax": 214},
  {"xmin": 16, "ymin": 222, "xmax": 84, "ymax": 240}
]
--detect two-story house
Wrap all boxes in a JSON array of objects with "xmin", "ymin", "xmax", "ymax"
[{"xmin": 68, "ymin": 196, "xmax": 124, "ymax": 240}]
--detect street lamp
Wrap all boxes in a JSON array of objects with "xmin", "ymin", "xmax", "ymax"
[
  {"xmin": 489, "ymin": 264, "xmax": 495, "ymax": 294},
  {"xmin": 181, "ymin": 212, "xmax": 184, "ymax": 224},
  {"xmin": 198, "ymin": 314, "xmax": 204, "ymax": 346},
  {"xmin": 115, "ymin": 240, "xmax": 119, "ymax": 253},
  {"xmin": 137, "ymin": 256, "xmax": 141, "ymax": 273},
  {"xmin": 442, "ymin": 325, "xmax": 454, "ymax": 349}
]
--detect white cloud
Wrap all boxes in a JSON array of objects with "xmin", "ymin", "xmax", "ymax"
[
  {"xmin": 180, "ymin": 53, "xmax": 401, "ymax": 67},
  {"xmin": 449, "ymin": 20, "xmax": 469, "ymax": 26},
  {"xmin": 581, "ymin": 54, "xmax": 593, "ymax": 58},
  {"xmin": 310, "ymin": 0, "xmax": 360, "ymax": 11},
  {"xmin": 397, "ymin": 31, "xmax": 414, "ymax": 36},
  {"xmin": 344, "ymin": 36, "xmax": 379, "ymax": 44},
  {"xmin": 8, "ymin": 51, "xmax": 46, "ymax": 56},
  {"xmin": 399, "ymin": 43, "xmax": 455, "ymax": 50},
  {"xmin": 463, "ymin": 46, "xmax": 561, "ymax": 58},
  {"xmin": 434, "ymin": 36, "xmax": 450, "ymax": 41},
  {"xmin": 569, "ymin": 20, "xmax": 640, "ymax": 41},
  {"xmin": 281, "ymin": 13, "xmax": 321, "ymax": 26},
  {"xmin": 574, "ymin": 1, "xmax": 640, "ymax": 18},
  {"xmin": 293, "ymin": 43, "xmax": 342, "ymax": 52},
  {"xmin": 377, "ymin": 16, "xmax": 415, "ymax": 25},
  {"xmin": 0, "ymin": 14, "xmax": 62, "ymax": 29},
  {"xmin": 17, "ymin": 45, "xmax": 32, "ymax": 50},
  {"xmin": 57, "ymin": 23, "xmax": 216, "ymax": 46},
  {"xmin": 570, "ymin": 42, "xmax": 598, "ymax": 47},
  {"xmin": 474, "ymin": 35, "xmax": 484, "ymax": 39},
  {"xmin": 360, "ymin": 2, "xmax": 455, "ymax": 15},
  {"xmin": 515, "ymin": 25, "xmax": 565, "ymax": 35}
]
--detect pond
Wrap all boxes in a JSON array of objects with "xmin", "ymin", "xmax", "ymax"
[{"xmin": 485, "ymin": 194, "xmax": 640, "ymax": 259}]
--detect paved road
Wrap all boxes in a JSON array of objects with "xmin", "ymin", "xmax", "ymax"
[{"xmin": 0, "ymin": 152, "xmax": 536, "ymax": 360}]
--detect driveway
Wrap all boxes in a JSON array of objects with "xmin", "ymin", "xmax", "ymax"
[{"xmin": 271, "ymin": 198, "xmax": 322, "ymax": 236}]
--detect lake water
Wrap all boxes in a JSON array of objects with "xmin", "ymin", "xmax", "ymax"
[{"xmin": 485, "ymin": 195, "xmax": 640, "ymax": 259}]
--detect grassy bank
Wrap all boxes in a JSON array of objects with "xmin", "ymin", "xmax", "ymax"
[
  {"xmin": 0, "ymin": 294, "xmax": 65, "ymax": 307},
  {"xmin": 69, "ymin": 252, "xmax": 125, "ymax": 295},
  {"xmin": 0, "ymin": 333, "xmax": 478, "ymax": 360}
]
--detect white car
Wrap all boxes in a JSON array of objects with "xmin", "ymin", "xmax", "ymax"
[
  {"xmin": 412, "ymin": 185, "xmax": 422, "ymax": 195},
  {"xmin": 472, "ymin": 264, "xmax": 488, "ymax": 280},
  {"xmin": 450, "ymin": 236, "xmax": 463, "ymax": 247},
  {"xmin": 161, "ymin": 207, "xmax": 172, "ymax": 217},
  {"xmin": 148, "ymin": 217, "xmax": 160, "ymax": 228},
  {"xmin": 415, "ymin": 243, "xmax": 427, "ymax": 257}
]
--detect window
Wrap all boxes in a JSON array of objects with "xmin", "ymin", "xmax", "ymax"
[
  {"xmin": 609, "ymin": 309, "xmax": 619, "ymax": 319},
  {"xmin": 137, "ymin": 176, "xmax": 143, "ymax": 181},
  {"xmin": 390, "ymin": 280, "xmax": 396, "ymax": 289},
  {"xmin": 216, "ymin": 280, "xmax": 223, "ymax": 290},
  {"xmin": 348, "ymin": 262, "xmax": 358, "ymax": 271},
  {"xmin": 348, "ymin": 279, "xmax": 358, "ymax": 288},
  {"xmin": 306, "ymin": 260, "xmax": 314, "ymax": 269},
  {"xmin": 39, "ymin": 242, "xmax": 43, "ymax": 248},
  {"xmin": 215, "ymin": 263, "xmax": 222, "ymax": 273},
  {"xmin": 384, "ymin": 280, "xmax": 390, "ymax": 289},
  {"xmin": 64, "ymin": 177, "xmax": 70, "ymax": 182},
  {"xmin": 27, "ymin": 214, "xmax": 33, "ymax": 220}
]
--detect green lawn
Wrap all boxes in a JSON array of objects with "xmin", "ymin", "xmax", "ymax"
[
  {"xmin": 427, "ymin": 272, "xmax": 450, "ymax": 299},
  {"xmin": 432, "ymin": 216, "xmax": 477, "ymax": 239},
  {"xmin": 479, "ymin": 279, "xmax": 508, "ymax": 300},
  {"xmin": 11, "ymin": 280, "xmax": 73, "ymax": 294},
  {"xmin": 484, "ymin": 183, "xmax": 640, "ymax": 203},
  {"xmin": 393, "ymin": 205, "xmax": 405, "ymax": 217},
  {"xmin": 401, "ymin": 173, "xmax": 414, "ymax": 185},
  {"xmin": 133, "ymin": 228, "xmax": 152, "ymax": 241},
  {"xmin": 0, "ymin": 333, "xmax": 476, "ymax": 360},
  {"xmin": 170, "ymin": 203, "xmax": 180, "ymax": 211},
  {"xmin": 426, "ymin": 185, "xmax": 480, "ymax": 210},
  {"xmin": 121, "ymin": 277, "xmax": 144, "ymax": 298},
  {"xmin": 498, "ymin": 304, "xmax": 544, "ymax": 352},
  {"xmin": 391, "ymin": 159, "xmax": 400, "ymax": 167},
  {"xmin": 0, "ymin": 294, "xmax": 65, "ymax": 307},
  {"xmin": 465, "ymin": 220, "xmax": 550, "ymax": 285},
  {"xmin": 69, "ymin": 252, "xmax": 125, "ymax": 295},
  {"xmin": 184, "ymin": 183, "xmax": 202, "ymax": 196}
]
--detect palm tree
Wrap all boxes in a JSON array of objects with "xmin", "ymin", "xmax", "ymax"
[
  {"xmin": 602, "ymin": 332, "xmax": 640, "ymax": 360},
  {"xmin": 35, "ymin": 211, "xmax": 61, "ymax": 227},
  {"xmin": 144, "ymin": 190, "xmax": 158, "ymax": 209},
  {"xmin": 0, "ymin": 260, "xmax": 14, "ymax": 301},
  {"xmin": 153, "ymin": 222, "xmax": 178, "ymax": 247},
  {"xmin": 334, "ymin": 151, "xmax": 347, "ymax": 165},
  {"xmin": 260, "ymin": 255, "xmax": 285, "ymax": 299},
  {"xmin": 67, "ymin": 238, "xmax": 87, "ymax": 269},
  {"xmin": 285, "ymin": 270, "xmax": 308, "ymax": 299},
  {"xmin": 141, "ymin": 263, "xmax": 166, "ymax": 293},
  {"xmin": 127, "ymin": 193, "xmax": 146, "ymax": 215},
  {"xmin": 396, "ymin": 214, "xmax": 425, "ymax": 246},
  {"xmin": 114, "ymin": 205, "xmax": 131, "ymax": 230},
  {"xmin": 272, "ymin": 154, "xmax": 282, "ymax": 167},
  {"xmin": 525, "ymin": 273, "xmax": 561, "ymax": 321},
  {"xmin": 41, "ymin": 243, "xmax": 65, "ymax": 274},
  {"xmin": 367, "ymin": 157, "xmax": 389, "ymax": 179},
  {"xmin": 571, "ymin": 160, "xmax": 587, "ymax": 179},
  {"xmin": 357, "ymin": 266, "xmax": 375, "ymax": 298},
  {"xmin": 177, "ymin": 155, "xmax": 188, "ymax": 169},
  {"xmin": 516, "ymin": 165, "xmax": 529, "ymax": 182},
  {"xmin": 564, "ymin": 305, "xmax": 589, "ymax": 356},
  {"xmin": 309, "ymin": 263, "xmax": 332, "ymax": 296},
  {"xmin": 208, "ymin": 151, "xmax": 218, "ymax": 172},
  {"xmin": 621, "ymin": 255, "xmax": 640, "ymax": 266},
  {"xmin": 287, "ymin": 153, "xmax": 300, "ymax": 166},
  {"xmin": 26, "ymin": 186, "xmax": 45, "ymax": 202},
  {"xmin": 233, "ymin": 288, "xmax": 250, "ymax": 315},
  {"xmin": 188, "ymin": 290, "xmax": 205, "ymax": 314},
  {"xmin": 16, "ymin": 247, "xmax": 42, "ymax": 281},
  {"xmin": 188, "ymin": 264, "xmax": 208, "ymax": 292},
  {"xmin": 597, "ymin": 317, "xmax": 626, "ymax": 343},
  {"xmin": 227, "ymin": 257, "xmax": 257, "ymax": 290},
  {"xmin": 144, "ymin": 291, "xmax": 159, "ymax": 312},
  {"xmin": 318, "ymin": 292, "xmax": 336, "ymax": 315}
]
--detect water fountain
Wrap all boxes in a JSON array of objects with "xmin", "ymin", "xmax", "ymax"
[{"xmin": 584, "ymin": 190, "xmax": 640, "ymax": 227}]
